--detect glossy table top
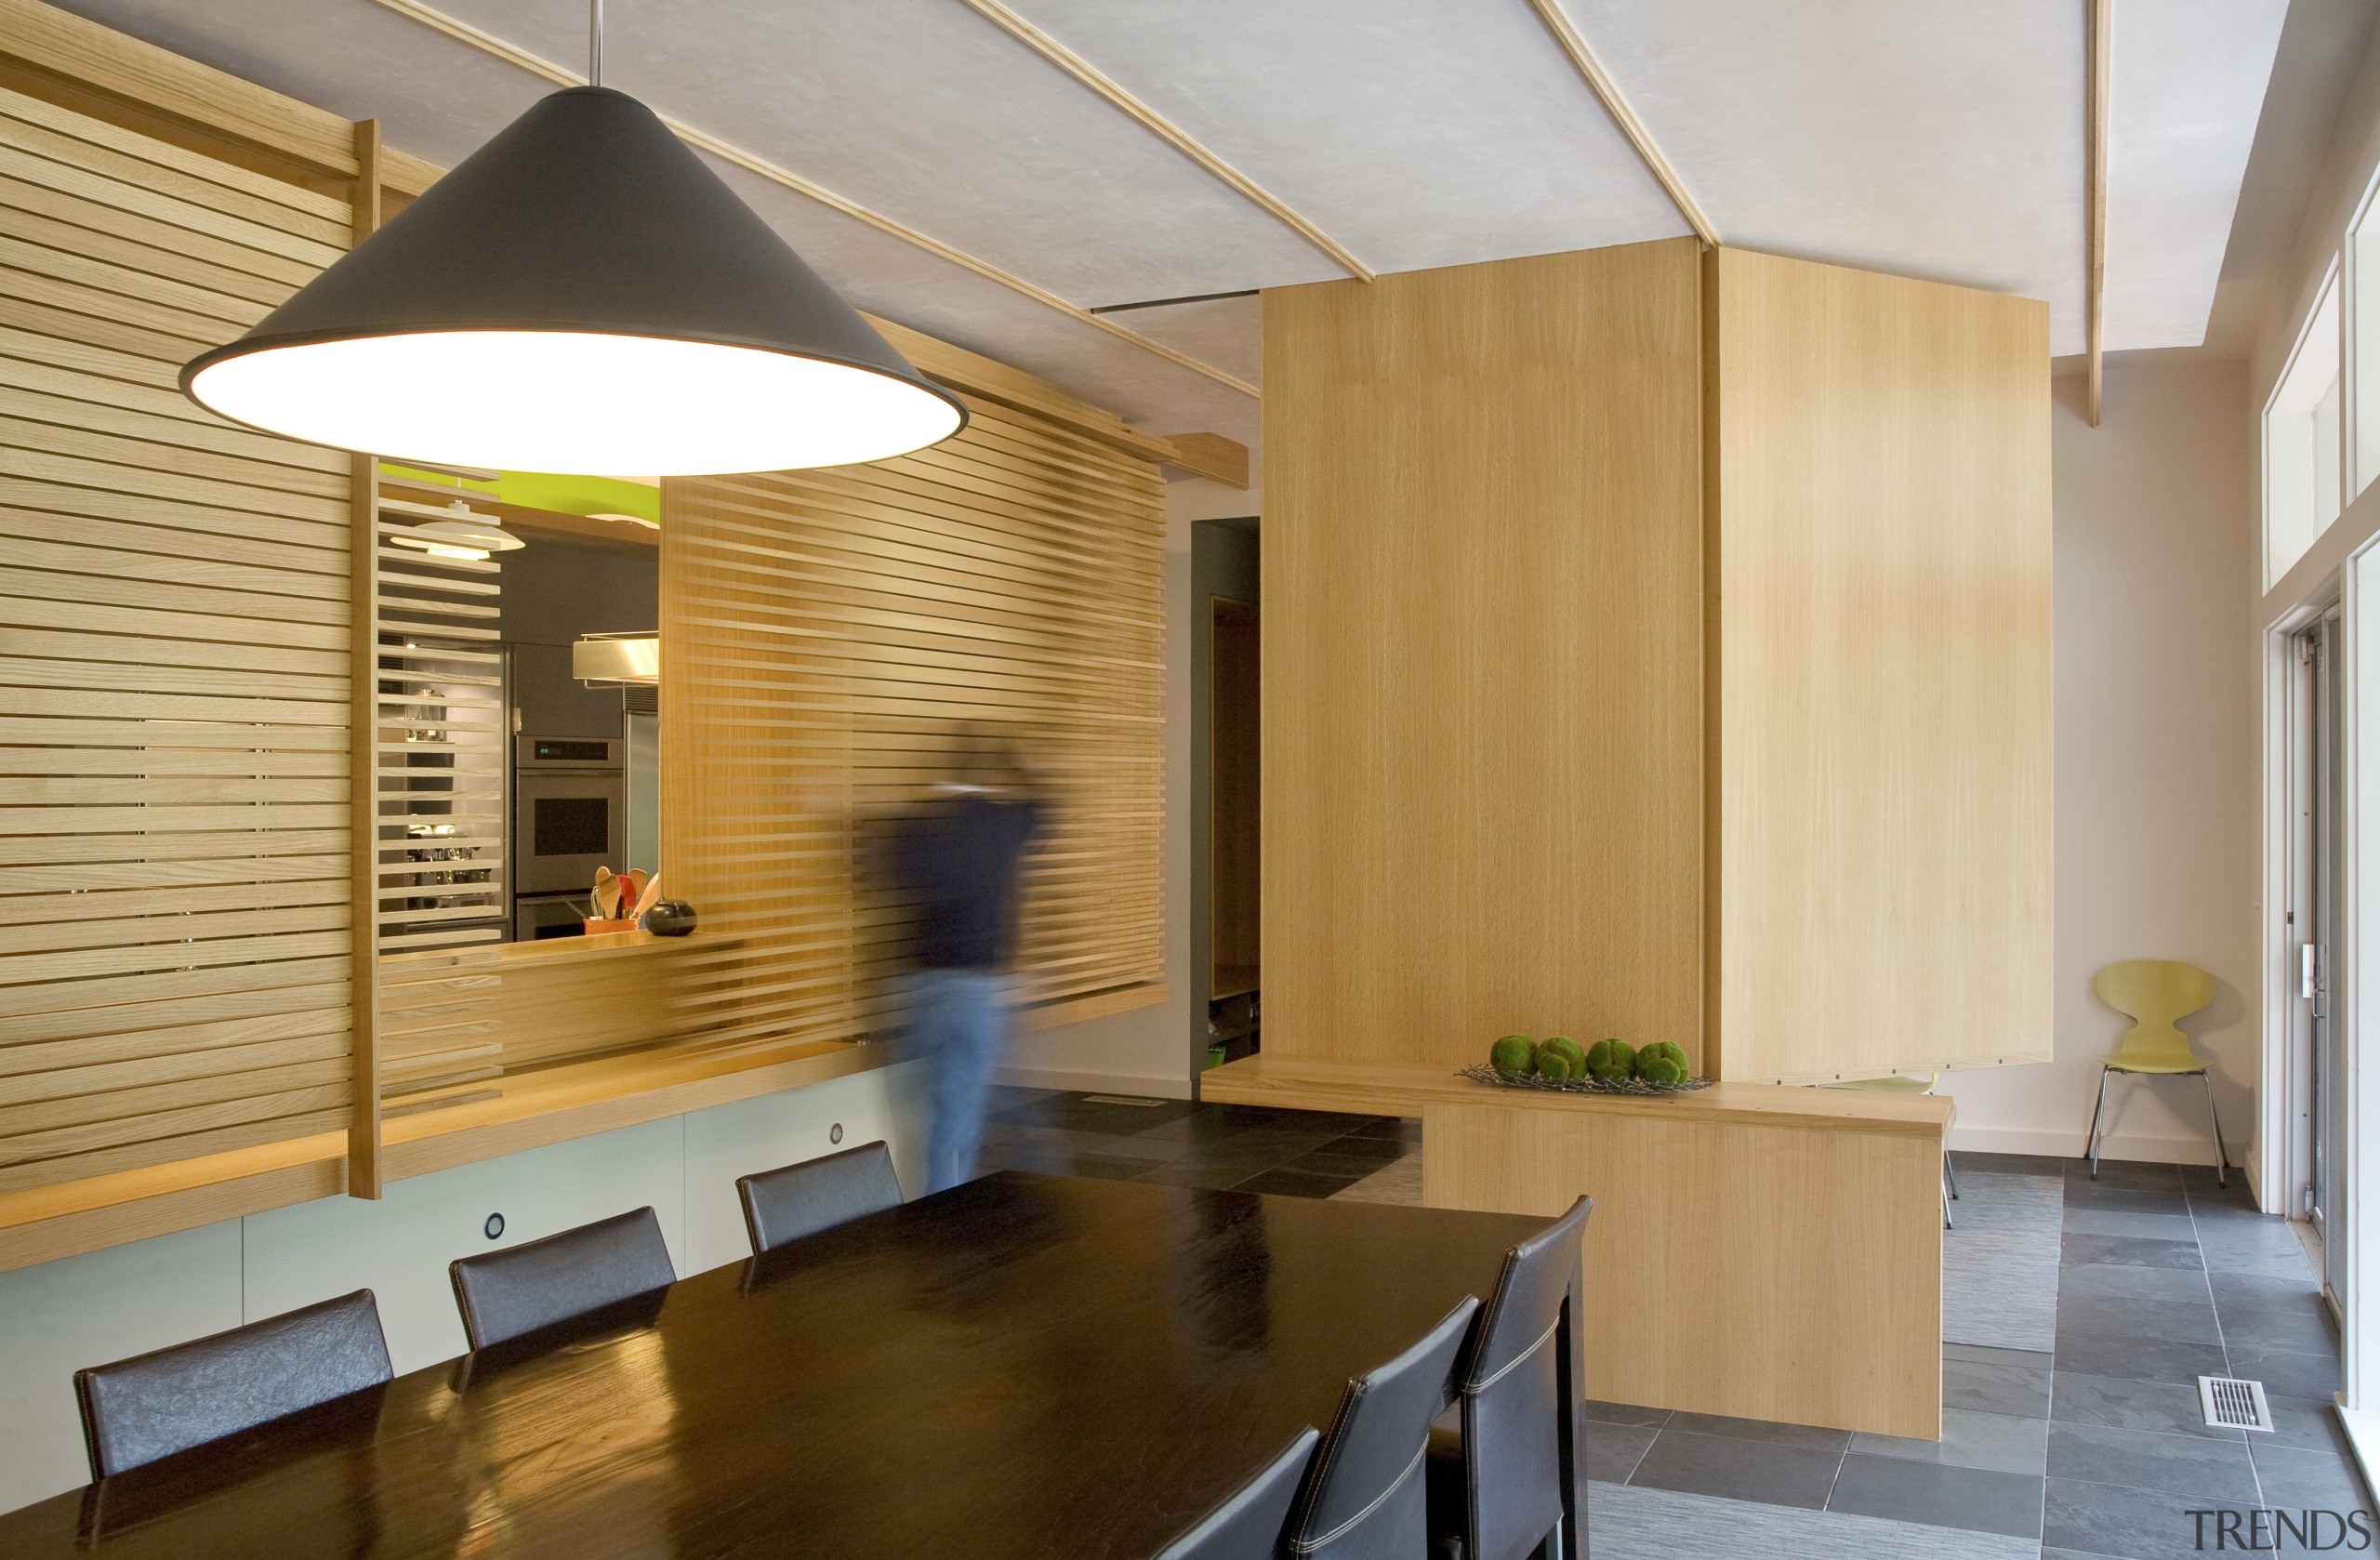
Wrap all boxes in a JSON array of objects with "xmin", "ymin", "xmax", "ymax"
[{"xmin": 1, "ymin": 1173, "xmax": 1548, "ymax": 1560}]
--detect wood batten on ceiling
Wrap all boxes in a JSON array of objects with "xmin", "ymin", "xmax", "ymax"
[
  {"xmin": 954, "ymin": 0, "xmax": 1372, "ymax": 283},
  {"xmin": 1523, "ymin": 0, "xmax": 1719, "ymax": 247},
  {"xmin": 2086, "ymin": 0, "xmax": 2110, "ymax": 427},
  {"xmin": 365, "ymin": 0, "xmax": 1259, "ymax": 400}
]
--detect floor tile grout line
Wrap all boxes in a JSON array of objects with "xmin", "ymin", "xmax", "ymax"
[{"xmin": 2188, "ymin": 1179, "xmax": 2271, "ymax": 1513}]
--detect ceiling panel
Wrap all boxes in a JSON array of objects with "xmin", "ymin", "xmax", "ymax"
[
  {"xmin": 1556, "ymin": 0, "xmax": 2281, "ymax": 356},
  {"xmin": 1002, "ymin": 0, "xmax": 1689, "ymax": 276},
  {"xmin": 1562, "ymin": 0, "xmax": 2090, "ymax": 351},
  {"xmin": 1091, "ymin": 296, "xmax": 1262, "ymax": 390},
  {"xmin": 2101, "ymin": 0, "xmax": 2286, "ymax": 351},
  {"xmin": 435, "ymin": 0, "xmax": 1345, "ymax": 306}
]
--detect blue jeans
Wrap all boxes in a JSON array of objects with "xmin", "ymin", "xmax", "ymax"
[{"xmin": 906, "ymin": 969, "xmax": 1012, "ymax": 1194}]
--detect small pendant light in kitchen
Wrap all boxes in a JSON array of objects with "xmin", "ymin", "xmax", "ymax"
[{"xmin": 180, "ymin": 0, "xmax": 965, "ymax": 475}]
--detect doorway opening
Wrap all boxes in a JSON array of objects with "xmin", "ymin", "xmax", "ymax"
[{"xmin": 1191, "ymin": 519, "xmax": 1260, "ymax": 1092}]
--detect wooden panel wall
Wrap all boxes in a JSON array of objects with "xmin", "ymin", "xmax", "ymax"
[
  {"xmin": 662, "ymin": 396, "xmax": 1166, "ymax": 1052},
  {"xmin": 1708, "ymin": 247, "xmax": 2052, "ymax": 1080},
  {"xmin": 1262, "ymin": 242, "xmax": 1708, "ymax": 1069},
  {"xmin": 0, "ymin": 82, "xmax": 357, "ymax": 1194}
]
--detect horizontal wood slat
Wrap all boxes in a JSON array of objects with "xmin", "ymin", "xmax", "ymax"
[
  {"xmin": 0, "ymin": 78, "xmax": 358, "ymax": 1195},
  {"xmin": 664, "ymin": 387, "xmax": 1164, "ymax": 1053}
]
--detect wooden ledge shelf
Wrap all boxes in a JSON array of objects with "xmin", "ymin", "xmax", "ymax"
[
  {"xmin": 1199, "ymin": 1055, "xmax": 1954, "ymax": 1139},
  {"xmin": 379, "ymin": 928, "xmax": 722, "ymax": 973},
  {"xmin": 381, "ymin": 1037, "xmax": 882, "ymax": 1180},
  {"xmin": 0, "ymin": 1037, "xmax": 888, "ymax": 1275}
]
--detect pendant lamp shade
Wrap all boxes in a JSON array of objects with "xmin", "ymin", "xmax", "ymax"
[{"xmin": 181, "ymin": 87, "xmax": 966, "ymax": 474}]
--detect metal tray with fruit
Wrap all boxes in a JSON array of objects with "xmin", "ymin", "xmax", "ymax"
[{"xmin": 1459, "ymin": 1035, "xmax": 1711, "ymax": 1095}]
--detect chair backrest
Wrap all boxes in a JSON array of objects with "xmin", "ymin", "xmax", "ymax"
[
  {"xmin": 1453, "ymin": 1196, "xmax": 1592, "ymax": 1560},
  {"xmin": 449, "ymin": 1206, "xmax": 676, "ymax": 1350},
  {"xmin": 1283, "ymin": 1296, "xmax": 1478, "ymax": 1560},
  {"xmin": 74, "ymin": 1289, "xmax": 391, "ymax": 1479},
  {"xmin": 2096, "ymin": 959, "xmax": 2215, "ymax": 1069},
  {"xmin": 1154, "ymin": 1425, "xmax": 1320, "ymax": 1560},
  {"xmin": 737, "ymin": 1140, "xmax": 904, "ymax": 1255}
]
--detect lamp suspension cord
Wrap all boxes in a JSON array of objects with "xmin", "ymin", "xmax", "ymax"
[{"xmin": 588, "ymin": 0, "xmax": 603, "ymax": 87}]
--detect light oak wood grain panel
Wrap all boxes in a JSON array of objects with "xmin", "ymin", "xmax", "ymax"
[
  {"xmin": 1423, "ymin": 1097, "xmax": 1941, "ymax": 1437},
  {"xmin": 1707, "ymin": 247, "xmax": 2052, "ymax": 1081},
  {"xmin": 1262, "ymin": 242, "xmax": 1706, "ymax": 1069}
]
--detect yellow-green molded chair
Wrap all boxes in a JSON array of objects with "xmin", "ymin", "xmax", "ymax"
[
  {"xmin": 2087, "ymin": 959, "xmax": 2226, "ymax": 1186},
  {"xmin": 1822, "ymin": 1074, "xmax": 1956, "ymax": 1228}
]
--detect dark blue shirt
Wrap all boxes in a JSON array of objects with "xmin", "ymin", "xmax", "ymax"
[{"xmin": 890, "ymin": 794, "xmax": 1039, "ymax": 970}]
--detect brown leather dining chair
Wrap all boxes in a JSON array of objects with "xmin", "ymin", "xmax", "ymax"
[
  {"xmin": 1280, "ymin": 1296, "xmax": 1480, "ymax": 1560},
  {"xmin": 74, "ymin": 1289, "xmax": 392, "ymax": 1479},
  {"xmin": 736, "ymin": 1140, "xmax": 905, "ymax": 1255},
  {"xmin": 449, "ymin": 1206, "xmax": 676, "ymax": 1350},
  {"xmin": 1152, "ymin": 1424, "xmax": 1321, "ymax": 1560},
  {"xmin": 1426, "ymin": 1196, "xmax": 1593, "ymax": 1560}
]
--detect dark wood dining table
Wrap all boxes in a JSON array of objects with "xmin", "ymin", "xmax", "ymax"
[{"xmin": 0, "ymin": 1172, "xmax": 1582, "ymax": 1560}]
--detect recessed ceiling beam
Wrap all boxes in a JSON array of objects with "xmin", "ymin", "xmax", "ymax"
[
  {"xmin": 2086, "ymin": 0, "xmax": 2110, "ymax": 428},
  {"xmin": 1523, "ymin": 0, "xmax": 1718, "ymax": 247},
  {"xmin": 954, "ymin": 0, "xmax": 1373, "ymax": 282},
  {"xmin": 368, "ymin": 0, "xmax": 1259, "ymax": 399}
]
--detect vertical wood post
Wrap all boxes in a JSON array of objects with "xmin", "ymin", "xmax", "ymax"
[{"xmin": 347, "ymin": 117, "xmax": 384, "ymax": 1197}]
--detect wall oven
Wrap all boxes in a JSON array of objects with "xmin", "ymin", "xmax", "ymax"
[{"xmin": 513, "ymin": 735, "xmax": 624, "ymax": 898}]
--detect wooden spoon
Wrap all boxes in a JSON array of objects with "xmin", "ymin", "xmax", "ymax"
[
  {"xmin": 623, "ymin": 868, "xmax": 648, "ymax": 910},
  {"xmin": 629, "ymin": 871, "xmax": 664, "ymax": 922},
  {"xmin": 592, "ymin": 866, "xmax": 618, "ymax": 919}
]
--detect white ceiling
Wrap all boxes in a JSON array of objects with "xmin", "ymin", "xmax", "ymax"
[{"xmin": 52, "ymin": 0, "xmax": 2293, "ymax": 452}]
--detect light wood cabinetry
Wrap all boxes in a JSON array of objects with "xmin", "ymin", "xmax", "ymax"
[
  {"xmin": 1707, "ymin": 247, "xmax": 2052, "ymax": 1080},
  {"xmin": 1203, "ymin": 1055, "xmax": 1949, "ymax": 1437},
  {"xmin": 1263, "ymin": 241, "xmax": 1709, "ymax": 1069},
  {"xmin": 1261, "ymin": 240, "xmax": 2051, "ymax": 1083}
]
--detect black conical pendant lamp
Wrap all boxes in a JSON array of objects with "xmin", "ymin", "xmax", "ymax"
[{"xmin": 181, "ymin": 12, "xmax": 964, "ymax": 475}]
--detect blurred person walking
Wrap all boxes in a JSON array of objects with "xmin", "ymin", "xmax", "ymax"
[{"xmin": 886, "ymin": 731, "xmax": 1041, "ymax": 1193}]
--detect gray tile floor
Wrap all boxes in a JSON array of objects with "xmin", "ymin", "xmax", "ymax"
[{"xmin": 981, "ymin": 1092, "xmax": 2370, "ymax": 1558}]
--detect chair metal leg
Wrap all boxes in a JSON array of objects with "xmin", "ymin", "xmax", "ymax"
[
  {"xmin": 1536, "ymin": 1514, "xmax": 1564, "ymax": 1560},
  {"xmin": 2086, "ymin": 1067, "xmax": 2110, "ymax": 1179},
  {"xmin": 2203, "ymin": 1071, "xmax": 2228, "ymax": 1188},
  {"xmin": 1943, "ymin": 1150, "xmax": 1960, "ymax": 1200},
  {"xmin": 1943, "ymin": 1182, "xmax": 1953, "ymax": 1230}
]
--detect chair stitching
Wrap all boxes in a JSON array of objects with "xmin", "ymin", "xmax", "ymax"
[
  {"xmin": 1288, "ymin": 1436, "xmax": 1428, "ymax": 1553},
  {"xmin": 1465, "ymin": 1316, "xmax": 1560, "ymax": 1395}
]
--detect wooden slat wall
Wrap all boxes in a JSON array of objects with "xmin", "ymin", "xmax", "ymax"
[
  {"xmin": 0, "ymin": 81, "xmax": 358, "ymax": 1194},
  {"xmin": 372, "ymin": 481, "xmax": 507, "ymax": 956},
  {"xmin": 664, "ymin": 396, "xmax": 1166, "ymax": 1052}
]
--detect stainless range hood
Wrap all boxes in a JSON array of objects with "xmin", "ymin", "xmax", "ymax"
[{"xmin": 573, "ymin": 632, "xmax": 658, "ymax": 684}]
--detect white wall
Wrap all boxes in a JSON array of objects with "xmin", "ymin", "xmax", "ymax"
[
  {"xmin": 1001, "ymin": 467, "xmax": 1260, "ymax": 1099},
  {"xmin": 0, "ymin": 1061, "xmax": 925, "ymax": 1514},
  {"xmin": 1941, "ymin": 358, "xmax": 2261, "ymax": 1165}
]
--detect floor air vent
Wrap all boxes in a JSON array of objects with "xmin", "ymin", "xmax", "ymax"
[
  {"xmin": 1081, "ymin": 1094, "xmax": 1169, "ymax": 1107},
  {"xmin": 2199, "ymin": 1376, "xmax": 2276, "ymax": 1432}
]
